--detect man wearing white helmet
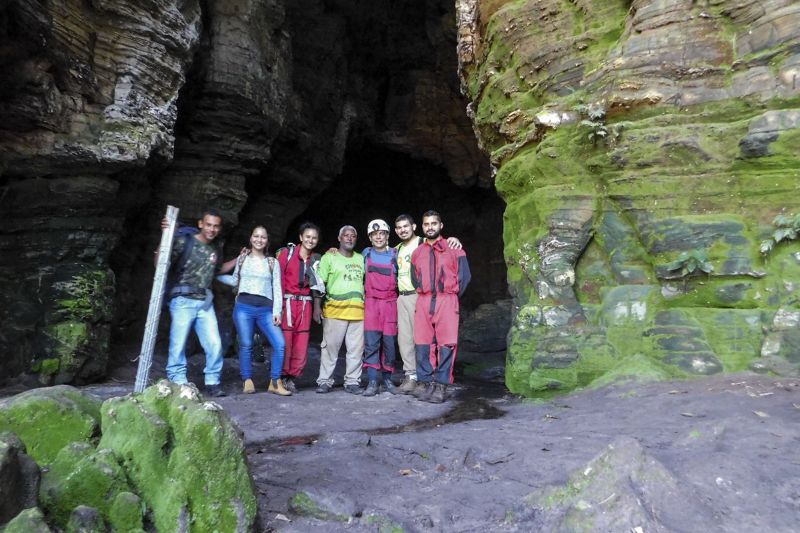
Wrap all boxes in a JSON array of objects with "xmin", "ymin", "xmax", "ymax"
[{"xmin": 361, "ymin": 218, "xmax": 401, "ymax": 396}]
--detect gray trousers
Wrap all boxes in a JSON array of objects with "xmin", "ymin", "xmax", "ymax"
[
  {"xmin": 397, "ymin": 293, "xmax": 417, "ymax": 378},
  {"xmin": 317, "ymin": 318, "xmax": 364, "ymax": 386}
]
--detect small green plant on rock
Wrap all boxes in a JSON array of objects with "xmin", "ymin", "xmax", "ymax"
[
  {"xmin": 665, "ymin": 249, "xmax": 714, "ymax": 278},
  {"xmin": 760, "ymin": 213, "xmax": 800, "ymax": 255},
  {"xmin": 574, "ymin": 104, "xmax": 608, "ymax": 145},
  {"xmin": 54, "ymin": 270, "xmax": 114, "ymax": 322},
  {"xmin": 573, "ymin": 103, "xmax": 621, "ymax": 146},
  {"xmin": 664, "ymin": 248, "xmax": 714, "ymax": 292}
]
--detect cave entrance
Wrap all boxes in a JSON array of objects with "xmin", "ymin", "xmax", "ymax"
[{"xmin": 286, "ymin": 144, "xmax": 507, "ymax": 311}]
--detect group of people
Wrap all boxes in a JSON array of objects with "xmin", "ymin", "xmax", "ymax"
[{"xmin": 159, "ymin": 208, "xmax": 470, "ymax": 404}]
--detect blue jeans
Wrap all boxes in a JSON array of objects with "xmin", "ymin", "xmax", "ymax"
[
  {"xmin": 233, "ymin": 302, "xmax": 285, "ymax": 380},
  {"xmin": 167, "ymin": 296, "xmax": 223, "ymax": 386}
]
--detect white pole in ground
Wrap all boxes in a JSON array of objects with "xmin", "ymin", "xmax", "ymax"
[{"xmin": 135, "ymin": 205, "xmax": 179, "ymax": 393}]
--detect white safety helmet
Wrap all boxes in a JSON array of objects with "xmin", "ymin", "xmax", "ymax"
[{"xmin": 367, "ymin": 219, "xmax": 390, "ymax": 235}]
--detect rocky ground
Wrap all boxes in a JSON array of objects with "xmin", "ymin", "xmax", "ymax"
[{"xmin": 6, "ymin": 343, "xmax": 799, "ymax": 532}]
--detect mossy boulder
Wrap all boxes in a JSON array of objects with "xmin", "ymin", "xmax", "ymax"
[
  {"xmin": 98, "ymin": 381, "xmax": 257, "ymax": 532},
  {"xmin": 65, "ymin": 506, "xmax": 104, "ymax": 533},
  {"xmin": 39, "ymin": 443, "xmax": 133, "ymax": 529},
  {"xmin": 0, "ymin": 382, "xmax": 254, "ymax": 532},
  {"xmin": 456, "ymin": 0, "xmax": 800, "ymax": 396},
  {"xmin": 511, "ymin": 437, "xmax": 716, "ymax": 531},
  {"xmin": 0, "ymin": 386, "xmax": 101, "ymax": 465},
  {"xmin": 3, "ymin": 507, "xmax": 52, "ymax": 533},
  {"xmin": 0, "ymin": 432, "xmax": 41, "ymax": 526},
  {"xmin": 108, "ymin": 492, "xmax": 145, "ymax": 533}
]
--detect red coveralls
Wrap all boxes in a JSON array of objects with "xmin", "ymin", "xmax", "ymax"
[
  {"xmin": 362, "ymin": 248, "xmax": 398, "ymax": 374},
  {"xmin": 410, "ymin": 237, "xmax": 471, "ymax": 384},
  {"xmin": 277, "ymin": 246, "xmax": 319, "ymax": 378}
]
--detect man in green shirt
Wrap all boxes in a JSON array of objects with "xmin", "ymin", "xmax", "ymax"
[{"xmin": 314, "ymin": 225, "xmax": 366, "ymax": 394}]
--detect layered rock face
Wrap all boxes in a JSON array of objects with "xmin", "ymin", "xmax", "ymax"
[
  {"xmin": 0, "ymin": 0, "xmax": 499, "ymax": 384},
  {"xmin": 0, "ymin": 0, "xmax": 202, "ymax": 384},
  {"xmin": 457, "ymin": 0, "xmax": 800, "ymax": 395}
]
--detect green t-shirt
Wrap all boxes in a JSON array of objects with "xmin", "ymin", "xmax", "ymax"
[
  {"xmin": 170, "ymin": 235, "xmax": 221, "ymax": 299},
  {"xmin": 396, "ymin": 237, "xmax": 422, "ymax": 292},
  {"xmin": 319, "ymin": 252, "xmax": 364, "ymax": 320}
]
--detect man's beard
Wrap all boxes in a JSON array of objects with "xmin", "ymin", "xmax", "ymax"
[{"xmin": 425, "ymin": 229, "xmax": 441, "ymax": 239}]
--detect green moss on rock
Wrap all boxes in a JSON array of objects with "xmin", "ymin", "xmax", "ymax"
[
  {"xmin": 497, "ymin": 99, "xmax": 800, "ymax": 396},
  {"xmin": 0, "ymin": 386, "xmax": 100, "ymax": 465},
  {"xmin": 3, "ymin": 507, "xmax": 52, "ymax": 533},
  {"xmin": 109, "ymin": 492, "xmax": 145, "ymax": 533},
  {"xmin": 39, "ymin": 443, "xmax": 131, "ymax": 529},
  {"xmin": 39, "ymin": 358, "xmax": 61, "ymax": 376},
  {"xmin": 460, "ymin": 0, "xmax": 800, "ymax": 398},
  {"xmin": 364, "ymin": 513, "xmax": 405, "ymax": 533},
  {"xmin": 288, "ymin": 492, "xmax": 349, "ymax": 522},
  {"xmin": 98, "ymin": 381, "xmax": 256, "ymax": 532},
  {"xmin": 36, "ymin": 265, "xmax": 115, "ymax": 385},
  {"xmin": 41, "ymin": 322, "xmax": 89, "ymax": 375}
]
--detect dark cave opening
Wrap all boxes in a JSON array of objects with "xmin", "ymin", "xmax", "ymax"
[
  {"xmin": 106, "ymin": 0, "xmax": 511, "ymax": 365},
  {"xmin": 285, "ymin": 145, "xmax": 507, "ymax": 311}
]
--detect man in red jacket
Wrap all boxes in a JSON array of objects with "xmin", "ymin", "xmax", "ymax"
[{"xmin": 410, "ymin": 210, "xmax": 471, "ymax": 403}]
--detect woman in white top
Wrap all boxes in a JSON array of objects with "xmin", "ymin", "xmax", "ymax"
[{"xmin": 231, "ymin": 226, "xmax": 290, "ymax": 395}]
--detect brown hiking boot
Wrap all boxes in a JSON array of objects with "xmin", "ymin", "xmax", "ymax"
[
  {"xmin": 398, "ymin": 376, "xmax": 417, "ymax": 394},
  {"xmin": 424, "ymin": 383, "xmax": 447, "ymax": 404},
  {"xmin": 242, "ymin": 379, "xmax": 255, "ymax": 394},
  {"xmin": 412, "ymin": 381, "xmax": 435, "ymax": 401},
  {"xmin": 268, "ymin": 378, "xmax": 292, "ymax": 396}
]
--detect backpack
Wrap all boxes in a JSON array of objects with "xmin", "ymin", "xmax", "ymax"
[
  {"xmin": 164, "ymin": 225, "xmax": 201, "ymax": 301},
  {"xmin": 276, "ymin": 244, "xmax": 325, "ymax": 294}
]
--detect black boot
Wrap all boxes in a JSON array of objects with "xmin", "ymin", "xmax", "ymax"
[
  {"xmin": 424, "ymin": 383, "xmax": 447, "ymax": 404},
  {"xmin": 382, "ymin": 378, "xmax": 398, "ymax": 395},
  {"xmin": 363, "ymin": 380, "xmax": 379, "ymax": 397},
  {"xmin": 282, "ymin": 377, "xmax": 297, "ymax": 394},
  {"xmin": 414, "ymin": 381, "xmax": 435, "ymax": 401}
]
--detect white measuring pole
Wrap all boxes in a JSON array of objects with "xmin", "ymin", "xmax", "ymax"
[{"xmin": 134, "ymin": 205, "xmax": 179, "ymax": 393}]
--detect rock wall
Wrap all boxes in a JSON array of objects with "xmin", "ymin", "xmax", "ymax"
[
  {"xmin": 0, "ymin": 0, "xmax": 494, "ymax": 384},
  {"xmin": 0, "ymin": 0, "xmax": 203, "ymax": 384},
  {"xmin": 457, "ymin": 0, "xmax": 800, "ymax": 395}
]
